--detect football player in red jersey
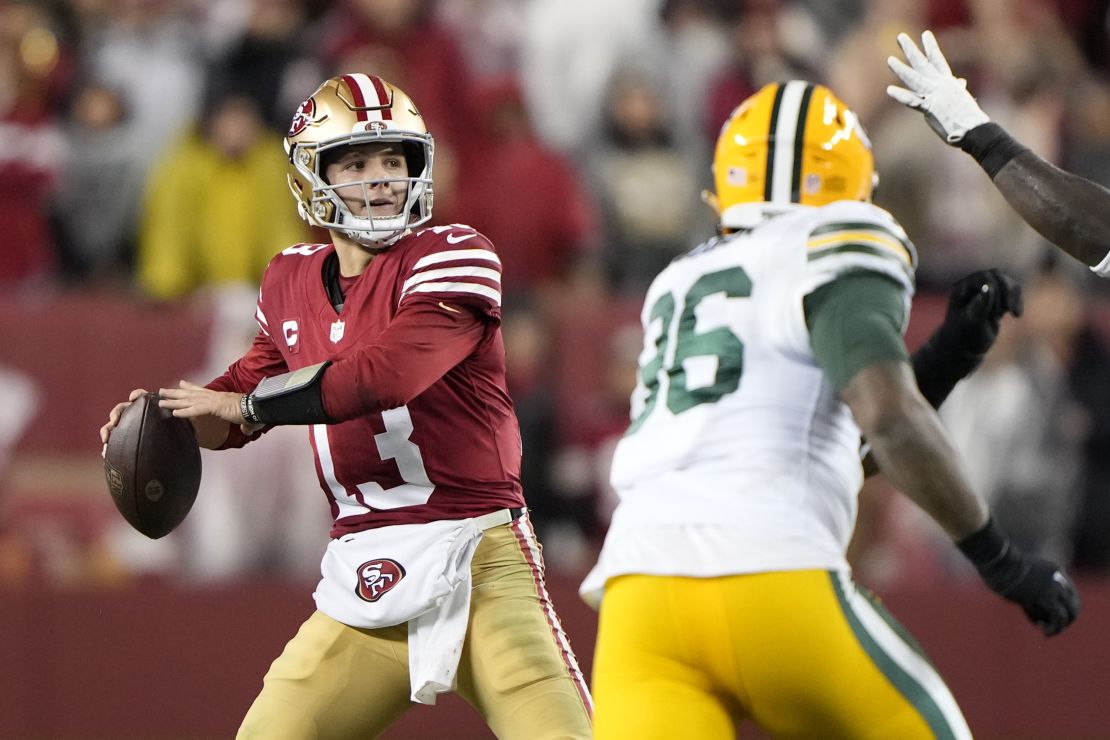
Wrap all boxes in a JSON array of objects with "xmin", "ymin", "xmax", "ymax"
[{"xmin": 100, "ymin": 74, "xmax": 592, "ymax": 739}]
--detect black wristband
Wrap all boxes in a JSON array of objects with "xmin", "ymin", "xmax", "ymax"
[
  {"xmin": 910, "ymin": 326, "xmax": 984, "ymax": 409},
  {"xmin": 957, "ymin": 516, "xmax": 1010, "ymax": 569},
  {"xmin": 957, "ymin": 123, "xmax": 1028, "ymax": 179},
  {"xmin": 240, "ymin": 393, "xmax": 260, "ymax": 424}
]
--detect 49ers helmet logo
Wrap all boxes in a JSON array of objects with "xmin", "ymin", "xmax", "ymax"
[
  {"xmin": 288, "ymin": 97, "xmax": 317, "ymax": 137},
  {"xmin": 355, "ymin": 558, "xmax": 406, "ymax": 602}
]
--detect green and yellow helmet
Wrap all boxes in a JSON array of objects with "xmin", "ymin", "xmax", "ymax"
[{"xmin": 707, "ymin": 81, "xmax": 876, "ymax": 229}]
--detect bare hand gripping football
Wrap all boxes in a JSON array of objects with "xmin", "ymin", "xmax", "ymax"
[{"xmin": 102, "ymin": 391, "xmax": 202, "ymax": 538}]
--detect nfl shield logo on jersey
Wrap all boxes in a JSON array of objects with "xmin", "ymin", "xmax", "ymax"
[
  {"xmin": 355, "ymin": 558, "xmax": 406, "ymax": 602},
  {"xmin": 330, "ymin": 319, "xmax": 345, "ymax": 343}
]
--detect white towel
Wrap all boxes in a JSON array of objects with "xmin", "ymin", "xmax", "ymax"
[{"xmin": 313, "ymin": 510, "xmax": 515, "ymax": 704}]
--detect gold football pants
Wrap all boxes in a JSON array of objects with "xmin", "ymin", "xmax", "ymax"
[
  {"xmin": 592, "ymin": 570, "xmax": 971, "ymax": 740},
  {"xmin": 237, "ymin": 515, "xmax": 592, "ymax": 739}
]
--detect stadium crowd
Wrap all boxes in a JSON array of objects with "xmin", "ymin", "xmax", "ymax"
[{"xmin": 3, "ymin": 0, "xmax": 1110, "ymax": 586}]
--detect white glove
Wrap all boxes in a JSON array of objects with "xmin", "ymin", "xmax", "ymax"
[{"xmin": 886, "ymin": 30, "xmax": 990, "ymax": 144}]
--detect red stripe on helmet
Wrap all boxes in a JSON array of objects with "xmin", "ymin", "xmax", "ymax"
[
  {"xmin": 341, "ymin": 74, "xmax": 368, "ymax": 121},
  {"xmin": 368, "ymin": 75, "xmax": 393, "ymax": 120}
]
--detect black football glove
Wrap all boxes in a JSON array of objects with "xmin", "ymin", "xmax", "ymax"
[
  {"xmin": 937, "ymin": 268, "xmax": 1024, "ymax": 355},
  {"xmin": 958, "ymin": 518, "xmax": 1081, "ymax": 637},
  {"xmin": 911, "ymin": 268, "xmax": 1023, "ymax": 409}
]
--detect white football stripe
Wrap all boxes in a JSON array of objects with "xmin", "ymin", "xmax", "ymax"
[
  {"xmin": 412, "ymin": 249, "xmax": 501, "ymax": 270},
  {"xmin": 403, "ymin": 282, "xmax": 502, "ymax": 305},
  {"xmin": 313, "ymin": 424, "xmax": 365, "ymax": 519},
  {"xmin": 771, "ymin": 80, "xmax": 807, "ymax": 204},
  {"xmin": 402, "ymin": 266, "xmax": 501, "ymax": 293},
  {"xmin": 838, "ymin": 572, "xmax": 971, "ymax": 739}
]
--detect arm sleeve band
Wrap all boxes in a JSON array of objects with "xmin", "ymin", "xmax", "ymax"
[
  {"xmin": 242, "ymin": 361, "xmax": 333, "ymax": 426},
  {"xmin": 909, "ymin": 327, "xmax": 984, "ymax": 409},
  {"xmin": 958, "ymin": 123, "xmax": 1030, "ymax": 179},
  {"xmin": 804, "ymin": 272, "xmax": 910, "ymax": 392}
]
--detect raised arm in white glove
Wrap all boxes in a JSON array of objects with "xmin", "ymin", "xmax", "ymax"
[
  {"xmin": 886, "ymin": 30, "xmax": 990, "ymax": 144},
  {"xmin": 887, "ymin": 29, "xmax": 1110, "ymax": 276}
]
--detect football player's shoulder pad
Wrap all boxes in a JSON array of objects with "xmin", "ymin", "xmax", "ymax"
[
  {"xmin": 802, "ymin": 201, "xmax": 916, "ymax": 292},
  {"xmin": 399, "ymin": 225, "xmax": 503, "ymax": 313}
]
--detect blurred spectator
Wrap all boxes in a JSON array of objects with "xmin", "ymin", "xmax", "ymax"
[
  {"xmin": 940, "ymin": 267, "xmax": 1086, "ymax": 565},
  {"xmin": 1019, "ymin": 262, "xmax": 1110, "ymax": 574},
  {"xmin": 827, "ymin": 0, "xmax": 925, "ymax": 125},
  {"xmin": 203, "ymin": 0, "xmax": 323, "ymax": 134},
  {"xmin": 76, "ymin": 0, "xmax": 206, "ymax": 185},
  {"xmin": 1062, "ymin": 75, "xmax": 1110, "ymax": 199},
  {"xmin": 501, "ymin": 301, "xmax": 563, "ymax": 549},
  {"xmin": 521, "ymin": 0, "xmax": 661, "ymax": 153},
  {"xmin": 584, "ymin": 61, "xmax": 713, "ymax": 296},
  {"xmin": 447, "ymin": 76, "xmax": 601, "ymax": 307},
  {"xmin": 656, "ymin": 0, "xmax": 731, "ymax": 165},
  {"xmin": 0, "ymin": 0, "xmax": 71, "ymax": 287},
  {"xmin": 137, "ymin": 92, "xmax": 307, "ymax": 301},
  {"xmin": 51, "ymin": 81, "xmax": 138, "ymax": 285},
  {"xmin": 550, "ymin": 321, "xmax": 643, "ymax": 567},
  {"xmin": 705, "ymin": 0, "xmax": 818, "ymax": 138},
  {"xmin": 433, "ymin": 0, "xmax": 525, "ymax": 80},
  {"xmin": 1066, "ymin": 312, "xmax": 1110, "ymax": 574}
]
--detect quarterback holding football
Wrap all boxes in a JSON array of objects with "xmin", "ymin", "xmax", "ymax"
[{"xmin": 101, "ymin": 74, "xmax": 592, "ymax": 739}]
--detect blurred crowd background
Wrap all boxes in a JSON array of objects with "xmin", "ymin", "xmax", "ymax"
[{"xmin": 3, "ymin": 0, "xmax": 1110, "ymax": 591}]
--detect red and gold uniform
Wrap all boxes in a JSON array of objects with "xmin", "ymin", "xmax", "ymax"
[
  {"xmin": 210, "ymin": 224, "xmax": 524, "ymax": 531},
  {"xmin": 214, "ymin": 224, "xmax": 592, "ymax": 739}
]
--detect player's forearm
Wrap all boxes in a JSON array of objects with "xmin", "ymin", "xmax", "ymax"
[
  {"xmin": 845, "ymin": 362, "xmax": 988, "ymax": 539},
  {"xmin": 865, "ymin": 398, "xmax": 987, "ymax": 539},
  {"xmin": 993, "ymin": 150, "xmax": 1110, "ymax": 267}
]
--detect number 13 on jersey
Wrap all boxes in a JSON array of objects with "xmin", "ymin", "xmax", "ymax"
[{"xmin": 627, "ymin": 266, "xmax": 752, "ymax": 434}]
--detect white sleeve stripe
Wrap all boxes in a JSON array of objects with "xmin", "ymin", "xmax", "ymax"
[
  {"xmin": 412, "ymin": 249, "xmax": 501, "ymax": 269},
  {"xmin": 403, "ymin": 281, "xmax": 502, "ymax": 305},
  {"xmin": 402, "ymin": 266, "xmax": 501, "ymax": 292},
  {"xmin": 255, "ymin": 306, "xmax": 268, "ymax": 327}
]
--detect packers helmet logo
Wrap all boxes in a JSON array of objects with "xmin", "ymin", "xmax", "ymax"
[
  {"xmin": 288, "ymin": 97, "xmax": 317, "ymax": 137},
  {"xmin": 355, "ymin": 558, "xmax": 406, "ymax": 602}
]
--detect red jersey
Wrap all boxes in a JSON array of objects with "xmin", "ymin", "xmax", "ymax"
[{"xmin": 208, "ymin": 224, "xmax": 525, "ymax": 536}]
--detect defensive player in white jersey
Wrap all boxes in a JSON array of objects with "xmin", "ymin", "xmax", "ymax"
[
  {"xmin": 582, "ymin": 81, "xmax": 1080, "ymax": 739},
  {"xmin": 101, "ymin": 74, "xmax": 591, "ymax": 739},
  {"xmin": 888, "ymin": 30, "xmax": 1110, "ymax": 278}
]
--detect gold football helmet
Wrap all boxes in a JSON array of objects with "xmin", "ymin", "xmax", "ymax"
[
  {"xmin": 707, "ymin": 81, "xmax": 876, "ymax": 229},
  {"xmin": 284, "ymin": 74, "xmax": 434, "ymax": 246}
]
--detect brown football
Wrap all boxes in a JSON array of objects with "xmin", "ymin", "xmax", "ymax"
[{"xmin": 103, "ymin": 392, "xmax": 202, "ymax": 539}]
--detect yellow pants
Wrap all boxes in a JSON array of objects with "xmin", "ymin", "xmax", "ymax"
[
  {"xmin": 593, "ymin": 570, "xmax": 971, "ymax": 740},
  {"xmin": 237, "ymin": 515, "xmax": 592, "ymax": 739}
]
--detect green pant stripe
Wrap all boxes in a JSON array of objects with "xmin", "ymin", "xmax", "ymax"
[{"xmin": 829, "ymin": 572, "xmax": 967, "ymax": 740}]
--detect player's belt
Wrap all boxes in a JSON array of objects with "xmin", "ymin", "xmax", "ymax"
[{"xmin": 472, "ymin": 507, "xmax": 525, "ymax": 531}]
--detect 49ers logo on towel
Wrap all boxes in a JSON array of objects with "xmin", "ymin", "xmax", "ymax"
[{"xmin": 355, "ymin": 558, "xmax": 406, "ymax": 602}]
